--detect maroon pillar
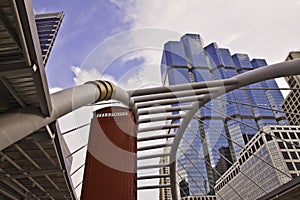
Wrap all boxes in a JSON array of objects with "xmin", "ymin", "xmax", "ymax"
[{"xmin": 81, "ymin": 106, "xmax": 137, "ymax": 200}]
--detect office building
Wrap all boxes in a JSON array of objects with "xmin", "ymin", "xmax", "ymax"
[
  {"xmin": 180, "ymin": 179, "xmax": 190, "ymax": 197},
  {"xmin": 214, "ymin": 125, "xmax": 300, "ymax": 200},
  {"xmin": 181, "ymin": 196, "xmax": 216, "ymax": 200},
  {"xmin": 35, "ymin": 12, "xmax": 64, "ymax": 64},
  {"xmin": 159, "ymin": 147, "xmax": 172, "ymax": 200},
  {"xmin": 160, "ymin": 34, "xmax": 287, "ymax": 195},
  {"xmin": 282, "ymin": 51, "xmax": 300, "ymax": 125},
  {"xmin": 286, "ymin": 51, "xmax": 300, "ymax": 61}
]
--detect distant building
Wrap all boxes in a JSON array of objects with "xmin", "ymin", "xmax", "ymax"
[
  {"xmin": 159, "ymin": 147, "xmax": 172, "ymax": 200},
  {"xmin": 181, "ymin": 196, "xmax": 216, "ymax": 200},
  {"xmin": 180, "ymin": 179, "xmax": 190, "ymax": 197},
  {"xmin": 286, "ymin": 51, "xmax": 300, "ymax": 61},
  {"xmin": 214, "ymin": 125, "xmax": 300, "ymax": 200},
  {"xmin": 282, "ymin": 51, "xmax": 300, "ymax": 125},
  {"xmin": 35, "ymin": 12, "xmax": 64, "ymax": 64},
  {"xmin": 214, "ymin": 147, "xmax": 232, "ymax": 181}
]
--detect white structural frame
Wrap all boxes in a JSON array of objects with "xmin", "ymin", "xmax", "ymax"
[
  {"xmin": 167, "ymin": 59, "xmax": 300, "ymax": 199},
  {"xmin": 0, "ymin": 59, "xmax": 300, "ymax": 199}
]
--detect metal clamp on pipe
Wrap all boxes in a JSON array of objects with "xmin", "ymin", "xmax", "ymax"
[{"xmin": 85, "ymin": 80, "xmax": 115, "ymax": 102}]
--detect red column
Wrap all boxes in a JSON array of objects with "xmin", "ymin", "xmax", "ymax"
[{"xmin": 81, "ymin": 106, "xmax": 137, "ymax": 200}]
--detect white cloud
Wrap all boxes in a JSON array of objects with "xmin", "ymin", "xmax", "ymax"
[
  {"xmin": 109, "ymin": 0, "xmax": 300, "ymax": 64},
  {"xmin": 222, "ymin": 33, "xmax": 243, "ymax": 47},
  {"xmin": 78, "ymin": 0, "xmax": 300, "ymax": 95},
  {"xmin": 76, "ymin": 4, "xmax": 100, "ymax": 25},
  {"xmin": 80, "ymin": 0, "xmax": 300, "ymax": 105},
  {"xmin": 71, "ymin": 66, "xmax": 117, "ymax": 85},
  {"xmin": 78, "ymin": 28, "xmax": 182, "ymax": 91},
  {"xmin": 33, "ymin": 7, "xmax": 49, "ymax": 14},
  {"xmin": 275, "ymin": 77, "xmax": 290, "ymax": 98},
  {"xmin": 71, "ymin": 61, "xmax": 162, "ymax": 91}
]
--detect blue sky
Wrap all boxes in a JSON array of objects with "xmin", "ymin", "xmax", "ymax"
[
  {"xmin": 32, "ymin": 0, "xmax": 300, "ymax": 92},
  {"xmin": 33, "ymin": 0, "xmax": 131, "ymax": 88}
]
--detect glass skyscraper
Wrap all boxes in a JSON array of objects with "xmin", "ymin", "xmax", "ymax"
[
  {"xmin": 282, "ymin": 51, "xmax": 300, "ymax": 125},
  {"xmin": 160, "ymin": 34, "xmax": 287, "ymax": 195}
]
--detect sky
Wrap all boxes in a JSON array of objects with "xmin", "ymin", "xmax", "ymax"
[
  {"xmin": 32, "ymin": 0, "xmax": 300, "ymax": 199},
  {"xmin": 33, "ymin": 0, "xmax": 300, "ymax": 91}
]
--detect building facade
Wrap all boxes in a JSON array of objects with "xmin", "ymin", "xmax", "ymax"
[
  {"xmin": 159, "ymin": 147, "xmax": 172, "ymax": 200},
  {"xmin": 215, "ymin": 125, "xmax": 300, "ymax": 200},
  {"xmin": 282, "ymin": 51, "xmax": 300, "ymax": 125},
  {"xmin": 160, "ymin": 34, "xmax": 287, "ymax": 195},
  {"xmin": 181, "ymin": 196, "xmax": 216, "ymax": 200}
]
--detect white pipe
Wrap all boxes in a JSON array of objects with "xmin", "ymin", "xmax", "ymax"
[{"xmin": 0, "ymin": 81, "xmax": 128, "ymax": 151}]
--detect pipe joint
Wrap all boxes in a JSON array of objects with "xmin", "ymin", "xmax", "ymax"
[{"xmin": 85, "ymin": 80, "xmax": 115, "ymax": 102}]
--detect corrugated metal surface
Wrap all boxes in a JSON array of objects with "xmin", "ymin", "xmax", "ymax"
[
  {"xmin": 0, "ymin": 0, "xmax": 33, "ymax": 113},
  {"xmin": 0, "ymin": 0, "xmax": 52, "ymax": 116},
  {"xmin": 0, "ymin": 1, "xmax": 75, "ymax": 199},
  {"xmin": 0, "ymin": 0, "xmax": 27, "ymax": 67},
  {"xmin": 0, "ymin": 124, "xmax": 75, "ymax": 199}
]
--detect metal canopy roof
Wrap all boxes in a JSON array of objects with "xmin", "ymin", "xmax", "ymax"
[
  {"xmin": 0, "ymin": 0, "xmax": 76, "ymax": 199},
  {"xmin": 0, "ymin": 123, "xmax": 75, "ymax": 200},
  {"xmin": 0, "ymin": 0, "xmax": 51, "ymax": 116}
]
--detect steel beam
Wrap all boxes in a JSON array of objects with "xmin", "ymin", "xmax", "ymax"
[
  {"xmin": 137, "ymin": 152, "xmax": 170, "ymax": 160},
  {"xmin": 137, "ymin": 143, "xmax": 172, "ymax": 151},
  {"xmin": 136, "ymin": 95, "xmax": 205, "ymax": 108},
  {"xmin": 138, "ymin": 124, "xmax": 180, "ymax": 132},
  {"xmin": 0, "ymin": 76, "xmax": 25, "ymax": 107},
  {"xmin": 0, "ymin": 6, "xmax": 21, "ymax": 51},
  {"xmin": 3, "ymin": 169, "xmax": 63, "ymax": 179},
  {"xmin": 0, "ymin": 185, "xmax": 19, "ymax": 200},
  {"xmin": 137, "ymin": 174, "xmax": 169, "ymax": 180},
  {"xmin": 138, "ymin": 184, "xmax": 171, "ymax": 190},
  {"xmin": 132, "ymin": 87, "xmax": 218, "ymax": 102},
  {"xmin": 137, "ymin": 163, "xmax": 169, "ymax": 170},
  {"xmin": 138, "ymin": 105, "xmax": 192, "ymax": 115},
  {"xmin": 137, "ymin": 133, "xmax": 176, "ymax": 142},
  {"xmin": 129, "ymin": 78, "xmax": 237, "ymax": 96},
  {"xmin": 138, "ymin": 114, "xmax": 184, "ymax": 123}
]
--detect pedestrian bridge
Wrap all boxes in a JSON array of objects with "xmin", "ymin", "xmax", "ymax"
[{"xmin": 1, "ymin": 1, "xmax": 300, "ymax": 199}]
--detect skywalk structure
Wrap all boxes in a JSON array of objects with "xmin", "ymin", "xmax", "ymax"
[
  {"xmin": 131, "ymin": 57, "xmax": 300, "ymax": 200},
  {"xmin": 0, "ymin": 0, "xmax": 75, "ymax": 199},
  {"xmin": 1, "ymin": 1, "xmax": 300, "ymax": 199}
]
